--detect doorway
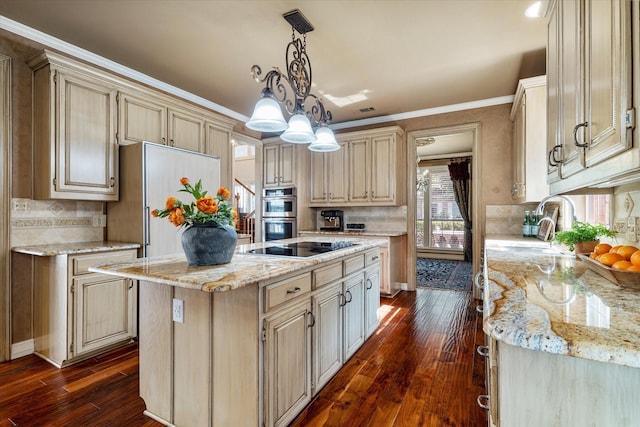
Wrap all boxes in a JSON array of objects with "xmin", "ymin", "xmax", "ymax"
[{"xmin": 406, "ymin": 123, "xmax": 482, "ymax": 291}]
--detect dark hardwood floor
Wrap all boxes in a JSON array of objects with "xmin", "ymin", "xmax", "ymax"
[{"xmin": 0, "ymin": 288, "xmax": 487, "ymax": 427}]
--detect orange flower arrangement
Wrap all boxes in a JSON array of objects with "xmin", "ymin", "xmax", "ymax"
[{"xmin": 152, "ymin": 177, "xmax": 236, "ymax": 228}]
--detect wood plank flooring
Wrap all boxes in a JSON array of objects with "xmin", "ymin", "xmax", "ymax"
[{"xmin": 0, "ymin": 288, "xmax": 487, "ymax": 426}]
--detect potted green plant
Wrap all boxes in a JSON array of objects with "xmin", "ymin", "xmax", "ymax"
[{"xmin": 554, "ymin": 221, "xmax": 617, "ymax": 256}]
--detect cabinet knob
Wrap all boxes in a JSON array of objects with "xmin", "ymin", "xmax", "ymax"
[
  {"xmin": 476, "ymin": 304, "xmax": 484, "ymax": 314},
  {"xmin": 477, "ymin": 394, "xmax": 490, "ymax": 410},
  {"xmin": 477, "ymin": 345, "xmax": 489, "ymax": 358},
  {"xmin": 573, "ymin": 122, "xmax": 589, "ymax": 148}
]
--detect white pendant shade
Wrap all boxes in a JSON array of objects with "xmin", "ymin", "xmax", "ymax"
[
  {"xmin": 245, "ymin": 96, "xmax": 288, "ymax": 132},
  {"xmin": 280, "ymin": 113, "xmax": 316, "ymax": 144},
  {"xmin": 308, "ymin": 126, "xmax": 340, "ymax": 152}
]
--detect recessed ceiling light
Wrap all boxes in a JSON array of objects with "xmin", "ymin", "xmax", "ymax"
[{"xmin": 525, "ymin": 1, "xmax": 542, "ymax": 18}]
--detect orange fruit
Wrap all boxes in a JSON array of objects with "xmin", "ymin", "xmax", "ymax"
[
  {"xmin": 597, "ymin": 252, "xmax": 624, "ymax": 266},
  {"xmin": 616, "ymin": 245, "xmax": 639, "ymax": 260},
  {"xmin": 626, "ymin": 265, "xmax": 640, "ymax": 272},
  {"xmin": 589, "ymin": 252, "xmax": 598, "ymax": 259},
  {"xmin": 630, "ymin": 250, "xmax": 640, "ymax": 267},
  {"xmin": 593, "ymin": 243, "xmax": 612, "ymax": 255},
  {"xmin": 612, "ymin": 260, "xmax": 632, "ymax": 270},
  {"xmin": 610, "ymin": 245, "xmax": 622, "ymax": 253}
]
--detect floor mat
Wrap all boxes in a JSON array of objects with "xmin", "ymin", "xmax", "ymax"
[{"xmin": 416, "ymin": 258, "xmax": 473, "ymax": 291}]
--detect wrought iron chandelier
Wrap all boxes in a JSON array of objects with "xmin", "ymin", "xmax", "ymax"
[{"xmin": 245, "ymin": 9, "xmax": 339, "ymax": 152}]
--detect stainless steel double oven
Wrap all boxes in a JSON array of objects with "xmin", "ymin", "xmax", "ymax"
[{"xmin": 262, "ymin": 186, "xmax": 297, "ymax": 241}]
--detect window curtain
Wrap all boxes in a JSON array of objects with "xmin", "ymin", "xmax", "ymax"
[{"xmin": 448, "ymin": 160, "xmax": 472, "ymax": 261}]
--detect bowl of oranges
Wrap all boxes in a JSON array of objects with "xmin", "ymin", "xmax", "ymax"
[{"xmin": 578, "ymin": 243, "xmax": 640, "ymax": 288}]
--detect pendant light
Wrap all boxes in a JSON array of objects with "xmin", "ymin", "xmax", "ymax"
[{"xmin": 247, "ymin": 9, "xmax": 338, "ymax": 151}]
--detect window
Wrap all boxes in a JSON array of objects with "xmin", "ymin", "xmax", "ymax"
[{"xmin": 416, "ymin": 165, "xmax": 464, "ymax": 251}]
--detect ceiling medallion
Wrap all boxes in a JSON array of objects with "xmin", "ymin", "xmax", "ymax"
[{"xmin": 246, "ymin": 9, "xmax": 339, "ymax": 152}]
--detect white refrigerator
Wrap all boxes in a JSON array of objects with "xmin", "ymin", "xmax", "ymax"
[{"xmin": 107, "ymin": 141, "xmax": 220, "ymax": 257}]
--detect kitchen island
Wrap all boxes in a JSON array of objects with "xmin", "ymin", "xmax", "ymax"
[
  {"xmin": 482, "ymin": 236, "xmax": 640, "ymax": 426},
  {"xmin": 90, "ymin": 236, "xmax": 386, "ymax": 427}
]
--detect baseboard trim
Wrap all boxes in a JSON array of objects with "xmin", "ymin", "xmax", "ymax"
[{"xmin": 11, "ymin": 339, "xmax": 34, "ymax": 360}]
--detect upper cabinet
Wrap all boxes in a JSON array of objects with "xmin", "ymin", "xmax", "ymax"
[
  {"xmin": 30, "ymin": 51, "xmax": 119, "ymax": 201},
  {"xmin": 309, "ymin": 126, "xmax": 405, "ymax": 207},
  {"xmin": 263, "ymin": 142, "xmax": 296, "ymax": 188},
  {"xmin": 510, "ymin": 76, "xmax": 548, "ymax": 203},
  {"xmin": 546, "ymin": 0, "xmax": 634, "ymax": 193},
  {"xmin": 29, "ymin": 50, "xmax": 237, "ymax": 201}
]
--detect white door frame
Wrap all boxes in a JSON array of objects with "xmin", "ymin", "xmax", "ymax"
[{"xmin": 406, "ymin": 123, "xmax": 482, "ymax": 292}]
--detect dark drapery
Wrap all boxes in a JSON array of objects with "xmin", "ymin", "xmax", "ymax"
[{"xmin": 448, "ymin": 160, "xmax": 472, "ymax": 261}]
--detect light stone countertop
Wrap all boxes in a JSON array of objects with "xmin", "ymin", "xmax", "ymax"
[
  {"xmin": 298, "ymin": 230, "xmax": 407, "ymax": 237},
  {"xmin": 484, "ymin": 235, "xmax": 640, "ymax": 368},
  {"xmin": 89, "ymin": 236, "xmax": 386, "ymax": 293},
  {"xmin": 12, "ymin": 241, "xmax": 141, "ymax": 256}
]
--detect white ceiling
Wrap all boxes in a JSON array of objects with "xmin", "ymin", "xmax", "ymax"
[{"xmin": 0, "ymin": 0, "xmax": 547, "ymax": 128}]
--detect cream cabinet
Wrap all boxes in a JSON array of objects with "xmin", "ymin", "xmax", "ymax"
[
  {"xmin": 263, "ymin": 297, "xmax": 313, "ymax": 427},
  {"xmin": 30, "ymin": 51, "xmax": 119, "ymax": 201},
  {"xmin": 308, "ymin": 126, "xmax": 404, "ymax": 207},
  {"xmin": 264, "ymin": 142, "xmax": 296, "ymax": 188},
  {"xmin": 33, "ymin": 249, "xmax": 137, "ymax": 367},
  {"xmin": 309, "ymin": 143, "xmax": 348, "ymax": 204},
  {"xmin": 546, "ymin": 0, "xmax": 633, "ymax": 193},
  {"xmin": 342, "ymin": 273, "xmax": 365, "ymax": 360},
  {"xmin": 167, "ymin": 106, "xmax": 205, "ymax": 152},
  {"xmin": 510, "ymin": 76, "xmax": 548, "ymax": 203},
  {"xmin": 311, "ymin": 281, "xmax": 343, "ymax": 392},
  {"xmin": 204, "ymin": 121, "xmax": 233, "ymax": 191},
  {"xmin": 364, "ymin": 263, "xmax": 381, "ymax": 339},
  {"xmin": 117, "ymin": 91, "xmax": 168, "ymax": 146}
]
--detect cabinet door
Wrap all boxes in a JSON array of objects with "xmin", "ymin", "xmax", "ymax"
[
  {"xmin": 73, "ymin": 275, "xmax": 136, "ymax": 356},
  {"xmin": 343, "ymin": 274, "xmax": 365, "ymax": 360},
  {"xmin": 370, "ymin": 134, "xmax": 396, "ymax": 203},
  {"xmin": 168, "ymin": 107, "xmax": 205, "ymax": 152},
  {"xmin": 364, "ymin": 266, "xmax": 380, "ymax": 339},
  {"xmin": 312, "ymin": 283, "xmax": 343, "ymax": 394},
  {"xmin": 583, "ymin": 0, "xmax": 631, "ymax": 167},
  {"xmin": 55, "ymin": 69, "xmax": 118, "ymax": 199},
  {"xmin": 263, "ymin": 144, "xmax": 280, "ymax": 188},
  {"xmin": 348, "ymin": 138, "xmax": 369, "ymax": 202},
  {"xmin": 309, "ymin": 151, "xmax": 327, "ymax": 203},
  {"xmin": 326, "ymin": 143, "xmax": 348, "ymax": 203},
  {"xmin": 557, "ymin": 0, "xmax": 583, "ymax": 178},
  {"xmin": 118, "ymin": 91, "xmax": 167, "ymax": 146},
  {"xmin": 512, "ymin": 101, "xmax": 526, "ymax": 201},
  {"xmin": 278, "ymin": 143, "xmax": 296, "ymax": 187},
  {"xmin": 204, "ymin": 121, "xmax": 233, "ymax": 190},
  {"xmin": 264, "ymin": 299, "xmax": 312, "ymax": 427},
  {"xmin": 546, "ymin": 0, "xmax": 561, "ymax": 183}
]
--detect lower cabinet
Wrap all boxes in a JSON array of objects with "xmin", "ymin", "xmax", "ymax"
[
  {"xmin": 33, "ymin": 249, "xmax": 137, "ymax": 367},
  {"xmin": 364, "ymin": 265, "xmax": 381, "ymax": 338},
  {"xmin": 312, "ymin": 282, "xmax": 344, "ymax": 393},
  {"xmin": 263, "ymin": 298, "xmax": 313, "ymax": 427},
  {"xmin": 343, "ymin": 274, "xmax": 366, "ymax": 360}
]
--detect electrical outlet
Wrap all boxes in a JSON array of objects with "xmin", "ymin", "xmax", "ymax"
[
  {"xmin": 172, "ymin": 298, "xmax": 184, "ymax": 323},
  {"xmin": 92, "ymin": 214, "xmax": 107, "ymax": 227}
]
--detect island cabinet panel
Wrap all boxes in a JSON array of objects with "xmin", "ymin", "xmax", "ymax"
[
  {"xmin": 364, "ymin": 263, "xmax": 381, "ymax": 339},
  {"xmin": 263, "ymin": 298, "xmax": 312, "ymax": 427},
  {"xmin": 311, "ymin": 282, "xmax": 344, "ymax": 393}
]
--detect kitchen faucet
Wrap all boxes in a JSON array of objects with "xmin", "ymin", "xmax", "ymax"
[{"xmin": 534, "ymin": 195, "xmax": 578, "ymax": 239}]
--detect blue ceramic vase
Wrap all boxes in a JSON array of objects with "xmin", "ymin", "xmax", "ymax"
[{"xmin": 181, "ymin": 222, "xmax": 237, "ymax": 266}]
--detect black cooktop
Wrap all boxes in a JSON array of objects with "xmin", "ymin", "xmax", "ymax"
[{"xmin": 247, "ymin": 241, "xmax": 358, "ymax": 257}]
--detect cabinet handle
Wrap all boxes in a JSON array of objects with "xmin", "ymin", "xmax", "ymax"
[
  {"xmin": 286, "ymin": 287, "xmax": 302, "ymax": 294},
  {"xmin": 477, "ymin": 345, "xmax": 489, "ymax": 358},
  {"xmin": 345, "ymin": 290, "xmax": 352, "ymax": 303},
  {"xmin": 364, "ymin": 191, "xmax": 368, "ymax": 198},
  {"xmin": 329, "ymin": 193, "xmax": 333, "ymax": 200},
  {"xmin": 371, "ymin": 256, "xmax": 379, "ymax": 261},
  {"xmin": 548, "ymin": 147, "xmax": 557, "ymax": 167},
  {"xmin": 366, "ymin": 278, "xmax": 373, "ymax": 290},
  {"xmin": 476, "ymin": 304, "xmax": 483, "ymax": 314},
  {"xmin": 109, "ymin": 177, "xmax": 115, "ymax": 188},
  {"xmin": 477, "ymin": 394, "xmax": 490, "ymax": 410},
  {"xmin": 307, "ymin": 312, "xmax": 316, "ymax": 328},
  {"xmin": 170, "ymin": 139, "xmax": 175, "ymax": 147},
  {"xmin": 161, "ymin": 137, "xmax": 166, "ymax": 145},
  {"xmin": 371, "ymin": 191, "xmax": 375, "ymax": 198},
  {"xmin": 128, "ymin": 280, "xmax": 134, "ymax": 290},
  {"xmin": 339, "ymin": 293, "xmax": 347, "ymax": 307},
  {"xmin": 474, "ymin": 271, "xmax": 484, "ymax": 290},
  {"xmin": 573, "ymin": 122, "xmax": 589, "ymax": 148}
]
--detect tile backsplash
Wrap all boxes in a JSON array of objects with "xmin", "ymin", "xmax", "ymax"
[
  {"xmin": 314, "ymin": 206, "xmax": 408, "ymax": 233},
  {"xmin": 10, "ymin": 198, "xmax": 105, "ymax": 247},
  {"xmin": 485, "ymin": 203, "xmax": 540, "ymax": 235}
]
